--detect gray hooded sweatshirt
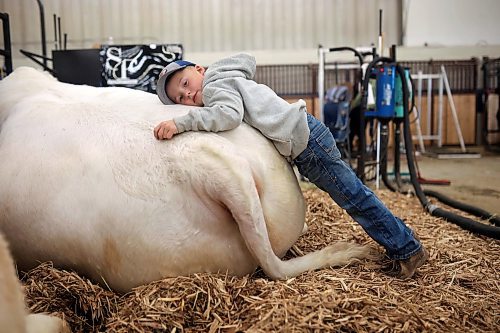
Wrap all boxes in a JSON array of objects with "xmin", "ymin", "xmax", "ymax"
[{"xmin": 173, "ymin": 53, "xmax": 310, "ymax": 159}]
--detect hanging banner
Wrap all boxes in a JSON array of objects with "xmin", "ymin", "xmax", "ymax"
[{"xmin": 100, "ymin": 44, "xmax": 183, "ymax": 92}]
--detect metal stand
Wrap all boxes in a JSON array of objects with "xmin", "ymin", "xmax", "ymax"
[{"xmin": 413, "ymin": 66, "xmax": 466, "ymax": 153}]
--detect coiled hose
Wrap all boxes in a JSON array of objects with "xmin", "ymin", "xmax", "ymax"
[
  {"xmin": 396, "ymin": 63, "xmax": 500, "ymax": 240},
  {"xmin": 423, "ymin": 190, "xmax": 500, "ymax": 227}
]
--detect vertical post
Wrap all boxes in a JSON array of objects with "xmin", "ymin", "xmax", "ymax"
[
  {"xmin": 378, "ymin": 9, "xmax": 384, "ymax": 57},
  {"xmin": 415, "ymin": 71, "xmax": 426, "ymax": 152},
  {"xmin": 36, "ymin": 0, "xmax": 47, "ymax": 69},
  {"xmin": 318, "ymin": 45, "xmax": 325, "ymax": 122},
  {"xmin": 375, "ymin": 121, "xmax": 381, "ymax": 189},
  {"xmin": 396, "ymin": 0, "xmax": 404, "ymax": 45},
  {"xmin": 438, "ymin": 72, "xmax": 444, "ymax": 147},
  {"xmin": 58, "ymin": 16, "xmax": 62, "ymax": 50},
  {"xmin": 53, "ymin": 14, "xmax": 57, "ymax": 50},
  {"xmin": 481, "ymin": 57, "xmax": 489, "ymax": 146},
  {"xmin": 0, "ymin": 12, "xmax": 13, "ymax": 74},
  {"xmin": 473, "ymin": 57, "xmax": 482, "ymax": 145},
  {"xmin": 427, "ymin": 76, "xmax": 433, "ymax": 140},
  {"xmin": 390, "ymin": 44, "xmax": 396, "ymax": 62}
]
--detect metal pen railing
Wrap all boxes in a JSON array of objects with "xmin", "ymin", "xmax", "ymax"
[
  {"xmin": 0, "ymin": 12, "xmax": 13, "ymax": 76},
  {"xmin": 255, "ymin": 58, "xmax": 478, "ymax": 97}
]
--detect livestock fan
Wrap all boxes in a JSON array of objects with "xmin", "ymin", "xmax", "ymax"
[{"xmin": 0, "ymin": 67, "xmax": 369, "ymax": 293}]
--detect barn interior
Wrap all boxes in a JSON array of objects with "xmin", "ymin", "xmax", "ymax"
[{"xmin": 0, "ymin": 0, "xmax": 499, "ymax": 332}]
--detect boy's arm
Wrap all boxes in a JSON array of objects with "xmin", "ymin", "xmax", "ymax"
[
  {"xmin": 154, "ymin": 89, "xmax": 244, "ymax": 140},
  {"xmin": 173, "ymin": 88, "xmax": 244, "ymax": 133}
]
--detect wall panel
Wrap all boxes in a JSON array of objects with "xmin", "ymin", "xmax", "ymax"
[{"xmin": 1, "ymin": 0, "xmax": 399, "ymax": 68}]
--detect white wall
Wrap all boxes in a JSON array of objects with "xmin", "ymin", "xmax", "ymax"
[
  {"xmin": 1, "ymin": 0, "xmax": 400, "ymax": 68},
  {"xmin": 0, "ymin": 0, "xmax": 499, "ymax": 69},
  {"xmin": 405, "ymin": 0, "xmax": 500, "ymax": 47}
]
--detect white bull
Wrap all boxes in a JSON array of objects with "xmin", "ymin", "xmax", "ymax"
[{"xmin": 0, "ymin": 67, "xmax": 369, "ymax": 293}]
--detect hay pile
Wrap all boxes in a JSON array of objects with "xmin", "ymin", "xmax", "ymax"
[{"xmin": 22, "ymin": 188, "xmax": 499, "ymax": 332}]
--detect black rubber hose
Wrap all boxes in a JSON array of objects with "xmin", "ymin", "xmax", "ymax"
[
  {"xmin": 398, "ymin": 64, "xmax": 500, "ymax": 240},
  {"xmin": 328, "ymin": 47, "xmax": 365, "ymax": 86},
  {"xmin": 431, "ymin": 207, "xmax": 500, "ymax": 237},
  {"xmin": 393, "ymin": 120, "xmax": 404, "ymax": 189},
  {"xmin": 380, "ymin": 121, "xmax": 398, "ymax": 192},
  {"xmin": 358, "ymin": 56, "xmax": 393, "ymax": 181},
  {"xmin": 423, "ymin": 189, "xmax": 500, "ymax": 226},
  {"xmin": 407, "ymin": 70, "xmax": 416, "ymax": 114}
]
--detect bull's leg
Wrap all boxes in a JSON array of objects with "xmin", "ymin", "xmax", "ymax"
[
  {"xmin": 198, "ymin": 143, "xmax": 371, "ymax": 279},
  {"xmin": 26, "ymin": 314, "xmax": 71, "ymax": 333},
  {"xmin": 0, "ymin": 233, "xmax": 26, "ymax": 333},
  {"xmin": 0, "ymin": 233, "xmax": 71, "ymax": 333}
]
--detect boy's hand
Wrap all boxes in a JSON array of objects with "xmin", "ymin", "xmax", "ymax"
[{"xmin": 154, "ymin": 120, "xmax": 178, "ymax": 140}]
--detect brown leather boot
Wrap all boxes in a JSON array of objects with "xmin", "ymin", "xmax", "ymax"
[{"xmin": 393, "ymin": 246, "xmax": 429, "ymax": 279}]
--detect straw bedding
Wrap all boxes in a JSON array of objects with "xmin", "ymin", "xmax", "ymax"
[{"xmin": 22, "ymin": 188, "xmax": 499, "ymax": 332}]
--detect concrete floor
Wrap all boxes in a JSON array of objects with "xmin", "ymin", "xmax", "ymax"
[{"xmin": 413, "ymin": 150, "xmax": 500, "ymax": 216}]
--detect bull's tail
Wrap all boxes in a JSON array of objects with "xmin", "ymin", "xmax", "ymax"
[{"xmin": 197, "ymin": 139, "xmax": 371, "ymax": 280}]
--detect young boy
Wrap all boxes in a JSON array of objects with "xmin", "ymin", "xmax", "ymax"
[{"xmin": 154, "ymin": 53, "xmax": 429, "ymax": 279}]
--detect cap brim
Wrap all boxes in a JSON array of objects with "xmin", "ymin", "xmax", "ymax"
[{"xmin": 156, "ymin": 74, "xmax": 175, "ymax": 105}]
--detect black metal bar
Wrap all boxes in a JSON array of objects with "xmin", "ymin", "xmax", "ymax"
[
  {"xmin": 58, "ymin": 16, "xmax": 62, "ymax": 50},
  {"xmin": 19, "ymin": 49, "xmax": 52, "ymax": 62},
  {"xmin": 390, "ymin": 44, "xmax": 396, "ymax": 62},
  {"xmin": 53, "ymin": 13, "xmax": 57, "ymax": 50},
  {"xmin": 36, "ymin": 0, "xmax": 47, "ymax": 69},
  {"xmin": 393, "ymin": 120, "xmax": 403, "ymax": 189},
  {"xmin": 19, "ymin": 49, "xmax": 54, "ymax": 74},
  {"xmin": 0, "ymin": 12, "xmax": 13, "ymax": 74},
  {"xmin": 480, "ymin": 57, "xmax": 500, "ymax": 148},
  {"xmin": 397, "ymin": 0, "xmax": 404, "ymax": 45},
  {"xmin": 379, "ymin": 9, "xmax": 383, "ymax": 37}
]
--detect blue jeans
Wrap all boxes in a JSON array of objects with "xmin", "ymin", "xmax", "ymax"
[{"xmin": 294, "ymin": 113, "xmax": 421, "ymax": 260}]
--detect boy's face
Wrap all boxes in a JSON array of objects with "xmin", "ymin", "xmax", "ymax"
[{"xmin": 166, "ymin": 65, "xmax": 206, "ymax": 106}]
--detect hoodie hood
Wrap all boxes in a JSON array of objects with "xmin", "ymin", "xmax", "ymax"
[{"xmin": 203, "ymin": 53, "xmax": 256, "ymax": 86}]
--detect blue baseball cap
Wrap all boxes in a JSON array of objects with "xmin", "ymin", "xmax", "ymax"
[{"xmin": 156, "ymin": 60, "xmax": 195, "ymax": 105}]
